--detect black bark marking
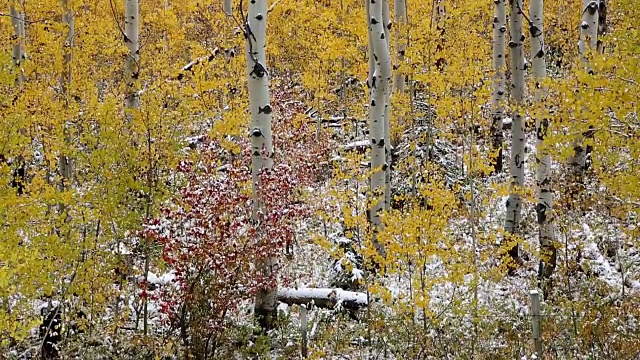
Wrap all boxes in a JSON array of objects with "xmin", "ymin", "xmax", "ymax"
[
  {"xmin": 258, "ymin": 104, "xmax": 272, "ymax": 114},
  {"xmin": 250, "ymin": 62, "xmax": 266, "ymax": 78},
  {"xmin": 535, "ymin": 203, "xmax": 547, "ymax": 224}
]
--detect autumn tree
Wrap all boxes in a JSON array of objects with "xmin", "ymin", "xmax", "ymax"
[
  {"xmin": 243, "ymin": 0, "xmax": 277, "ymax": 330},
  {"xmin": 529, "ymin": 0, "xmax": 556, "ymax": 281},
  {"xmin": 504, "ymin": 0, "xmax": 525, "ymax": 265},
  {"xmin": 367, "ymin": 0, "xmax": 391, "ymax": 259},
  {"xmin": 491, "ymin": 0, "xmax": 506, "ymax": 172}
]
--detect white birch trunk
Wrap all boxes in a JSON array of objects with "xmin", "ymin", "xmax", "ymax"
[
  {"xmin": 58, "ymin": 0, "xmax": 74, "ymax": 212},
  {"xmin": 61, "ymin": 0, "xmax": 74, "ymax": 98},
  {"xmin": 571, "ymin": 0, "xmax": 598, "ymax": 174},
  {"xmin": 530, "ymin": 0, "xmax": 556, "ymax": 280},
  {"xmin": 10, "ymin": 4, "xmax": 25, "ymax": 84},
  {"xmin": 9, "ymin": 4, "xmax": 26, "ymax": 194},
  {"xmin": 597, "ymin": 0, "xmax": 606, "ymax": 54},
  {"xmin": 368, "ymin": 0, "xmax": 390, "ymax": 258},
  {"xmin": 393, "ymin": 0, "xmax": 406, "ymax": 93},
  {"xmin": 491, "ymin": 0, "xmax": 507, "ymax": 173},
  {"xmin": 223, "ymin": 0, "xmax": 232, "ymax": 16},
  {"xmin": 505, "ymin": 0, "xmax": 525, "ymax": 262},
  {"xmin": 365, "ymin": 0, "xmax": 374, "ymax": 87},
  {"xmin": 245, "ymin": 0, "xmax": 276, "ymax": 330},
  {"xmin": 579, "ymin": 0, "xmax": 599, "ymax": 68},
  {"xmin": 58, "ymin": 0, "xmax": 75, "ymax": 190},
  {"xmin": 381, "ymin": 0, "xmax": 392, "ymax": 211},
  {"xmin": 124, "ymin": 0, "xmax": 145, "ymax": 334},
  {"xmin": 125, "ymin": 0, "xmax": 140, "ymax": 111}
]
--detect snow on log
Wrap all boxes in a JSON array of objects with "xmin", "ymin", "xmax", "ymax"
[
  {"xmin": 339, "ymin": 140, "xmax": 369, "ymax": 153},
  {"xmin": 276, "ymin": 288, "xmax": 368, "ymax": 310}
]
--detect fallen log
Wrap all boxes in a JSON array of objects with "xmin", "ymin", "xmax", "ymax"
[{"xmin": 276, "ymin": 288, "xmax": 368, "ymax": 310}]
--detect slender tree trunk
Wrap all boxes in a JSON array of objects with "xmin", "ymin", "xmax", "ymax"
[
  {"xmin": 578, "ymin": 0, "xmax": 598, "ymax": 74},
  {"xmin": 245, "ymin": 0, "xmax": 276, "ymax": 330},
  {"xmin": 597, "ymin": 0, "xmax": 606, "ymax": 54},
  {"xmin": 598, "ymin": 0, "xmax": 607, "ymax": 54},
  {"xmin": 124, "ymin": 0, "xmax": 145, "ymax": 334},
  {"xmin": 10, "ymin": 3, "xmax": 25, "ymax": 85},
  {"xmin": 368, "ymin": 0, "xmax": 390, "ymax": 258},
  {"xmin": 58, "ymin": 0, "xmax": 74, "ymax": 214},
  {"xmin": 125, "ymin": 0, "xmax": 140, "ymax": 112},
  {"xmin": 10, "ymin": 3, "xmax": 26, "ymax": 195},
  {"xmin": 393, "ymin": 0, "xmax": 406, "ymax": 94},
  {"xmin": 530, "ymin": 0, "xmax": 556, "ymax": 282},
  {"xmin": 504, "ymin": 0, "xmax": 525, "ymax": 264},
  {"xmin": 381, "ymin": 0, "xmax": 392, "ymax": 211},
  {"xmin": 433, "ymin": 0, "xmax": 446, "ymax": 71},
  {"xmin": 365, "ymin": 0, "xmax": 374, "ymax": 88},
  {"xmin": 571, "ymin": 0, "xmax": 598, "ymax": 177},
  {"xmin": 61, "ymin": 0, "xmax": 74, "ymax": 100},
  {"xmin": 491, "ymin": 0, "xmax": 506, "ymax": 173}
]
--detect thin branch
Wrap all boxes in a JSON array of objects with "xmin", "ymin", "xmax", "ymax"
[
  {"xmin": 616, "ymin": 76, "xmax": 638, "ymax": 85},
  {"xmin": 0, "ymin": 12, "xmax": 56, "ymax": 23},
  {"xmin": 267, "ymin": 0, "xmax": 281, "ymax": 13},
  {"xmin": 108, "ymin": 0, "xmax": 127, "ymax": 42}
]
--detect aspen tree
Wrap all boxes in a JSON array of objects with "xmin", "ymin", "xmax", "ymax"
[
  {"xmin": 578, "ymin": 0, "xmax": 598, "ymax": 74},
  {"xmin": 10, "ymin": 2, "xmax": 25, "ymax": 85},
  {"xmin": 530, "ymin": 0, "xmax": 555, "ymax": 280},
  {"xmin": 597, "ymin": 0, "xmax": 606, "ymax": 54},
  {"xmin": 124, "ymin": 0, "xmax": 146, "ymax": 334},
  {"xmin": 9, "ymin": 2, "xmax": 26, "ymax": 195},
  {"xmin": 382, "ymin": 0, "xmax": 392, "ymax": 210},
  {"xmin": 368, "ymin": 0, "xmax": 391, "ymax": 257},
  {"xmin": 245, "ymin": 0, "xmax": 276, "ymax": 330},
  {"xmin": 393, "ymin": 0, "xmax": 406, "ymax": 93},
  {"xmin": 365, "ymin": 0, "xmax": 374, "ymax": 87},
  {"xmin": 60, "ymin": 0, "xmax": 74, "ymax": 98},
  {"xmin": 571, "ymin": 0, "xmax": 598, "ymax": 176},
  {"xmin": 58, "ymin": 0, "xmax": 74, "ymax": 211},
  {"xmin": 125, "ymin": 0, "xmax": 140, "ymax": 112},
  {"xmin": 491, "ymin": 0, "xmax": 506, "ymax": 173},
  {"xmin": 505, "ymin": 0, "xmax": 525, "ymax": 263}
]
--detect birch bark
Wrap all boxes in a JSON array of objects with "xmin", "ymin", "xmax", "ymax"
[
  {"xmin": 578, "ymin": 0, "xmax": 598, "ymax": 73},
  {"xmin": 10, "ymin": 3, "xmax": 26, "ymax": 195},
  {"xmin": 491, "ymin": 0, "xmax": 506, "ymax": 173},
  {"xmin": 10, "ymin": 3, "xmax": 25, "ymax": 84},
  {"xmin": 571, "ymin": 0, "xmax": 598, "ymax": 176},
  {"xmin": 505, "ymin": 0, "xmax": 525, "ymax": 263},
  {"xmin": 530, "ymin": 0, "xmax": 556, "ymax": 280},
  {"xmin": 381, "ymin": 0, "xmax": 392, "ymax": 211},
  {"xmin": 365, "ymin": 0, "xmax": 374, "ymax": 87},
  {"xmin": 597, "ymin": 0, "xmax": 606, "ymax": 54},
  {"xmin": 368, "ymin": 0, "xmax": 390, "ymax": 257},
  {"xmin": 393, "ymin": 0, "xmax": 406, "ymax": 93},
  {"xmin": 245, "ymin": 0, "xmax": 276, "ymax": 330},
  {"xmin": 125, "ymin": 0, "xmax": 140, "ymax": 112},
  {"xmin": 124, "ymin": 0, "xmax": 146, "ymax": 334},
  {"xmin": 59, "ymin": 0, "xmax": 74, "ymax": 200}
]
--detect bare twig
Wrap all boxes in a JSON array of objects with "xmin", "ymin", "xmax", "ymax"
[{"xmin": 616, "ymin": 76, "xmax": 638, "ymax": 85}]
